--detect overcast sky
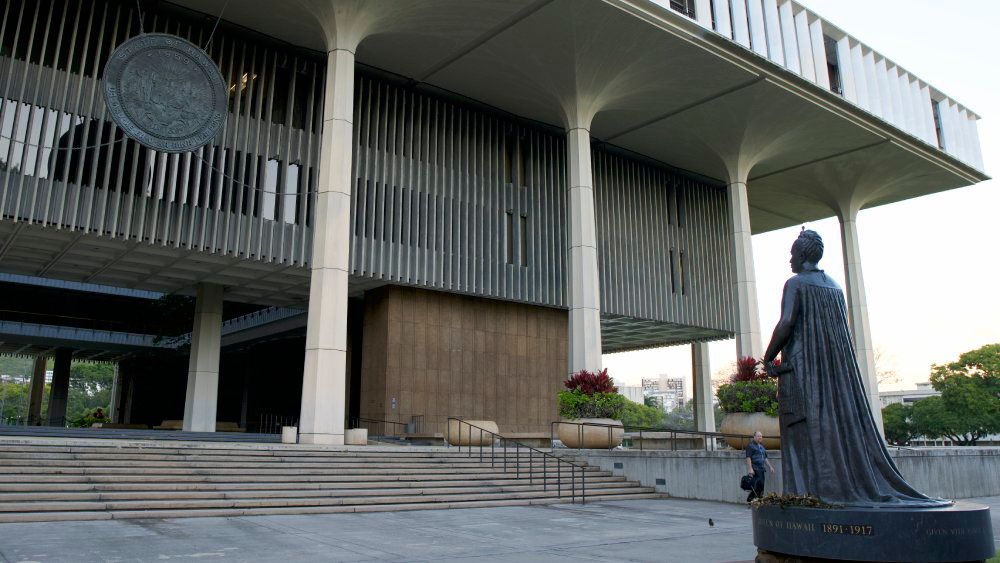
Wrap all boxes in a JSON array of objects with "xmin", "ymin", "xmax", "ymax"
[{"xmin": 605, "ymin": 0, "xmax": 999, "ymax": 394}]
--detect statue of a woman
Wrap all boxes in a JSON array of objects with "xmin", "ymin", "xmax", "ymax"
[{"xmin": 762, "ymin": 230, "xmax": 944, "ymax": 506}]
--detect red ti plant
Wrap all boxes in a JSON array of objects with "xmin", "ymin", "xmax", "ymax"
[
  {"xmin": 731, "ymin": 356, "xmax": 779, "ymax": 382},
  {"xmin": 565, "ymin": 368, "xmax": 618, "ymax": 395}
]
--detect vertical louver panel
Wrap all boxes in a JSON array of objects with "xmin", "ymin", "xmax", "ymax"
[
  {"xmin": 0, "ymin": 0, "xmax": 322, "ymax": 266},
  {"xmin": 349, "ymin": 73, "xmax": 568, "ymax": 308},
  {"xmin": 592, "ymin": 148, "xmax": 735, "ymax": 333}
]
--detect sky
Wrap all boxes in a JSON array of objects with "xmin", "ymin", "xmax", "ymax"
[{"xmin": 605, "ymin": 0, "xmax": 1000, "ymax": 394}]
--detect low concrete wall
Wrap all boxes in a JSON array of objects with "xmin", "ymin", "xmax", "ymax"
[{"xmin": 570, "ymin": 447, "xmax": 1000, "ymax": 504}]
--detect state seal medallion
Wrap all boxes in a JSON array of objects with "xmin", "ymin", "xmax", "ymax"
[{"xmin": 103, "ymin": 33, "xmax": 227, "ymax": 153}]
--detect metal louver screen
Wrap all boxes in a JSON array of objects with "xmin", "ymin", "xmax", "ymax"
[
  {"xmin": 593, "ymin": 148, "xmax": 735, "ymax": 332},
  {"xmin": 0, "ymin": 0, "xmax": 324, "ymax": 266}
]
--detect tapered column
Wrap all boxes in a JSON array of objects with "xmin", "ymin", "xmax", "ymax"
[
  {"xmin": 839, "ymin": 211, "xmax": 884, "ymax": 434},
  {"xmin": 26, "ymin": 355, "xmax": 46, "ymax": 426},
  {"xmin": 566, "ymin": 127, "xmax": 602, "ymax": 373},
  {"xmin": 299, "ymin": 48, "xmax": 355, "ymax": 445},
  {"xmin": 727, "ymin": 178, "xmax": 763, "ymax": 359},
  {"xmin": 46, "ymin": 348, "xmax": 72, "ymax": 427},
  {"xmin": 182, "ymin": 283, "xmax": 223, "ymax": 432},
  {"xmin": 692, "ymin": 342, "xmax": 715, "ymax": 432}
]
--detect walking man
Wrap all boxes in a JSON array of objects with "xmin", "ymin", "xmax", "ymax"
[{"xmin": 745, "ymin": 431, "xmax": 775, "ymax": 502}]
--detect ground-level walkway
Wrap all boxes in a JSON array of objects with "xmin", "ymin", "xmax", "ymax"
[{"xmin": 1, "ymin": 496, "xmax": 993, "ymax": 562}]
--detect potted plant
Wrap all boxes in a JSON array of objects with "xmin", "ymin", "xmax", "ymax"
[
  {"xmin": 556, "ymin": 369, "xmax": 626, "ymax": 448},
  {"xmin": 717, "ymin": 357, "xmax": 781, "ymax": 449}
]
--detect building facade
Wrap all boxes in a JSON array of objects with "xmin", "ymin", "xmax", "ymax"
[{"xmin": 0, "ymin": 0, "xmax": 986, "ymax": 441}]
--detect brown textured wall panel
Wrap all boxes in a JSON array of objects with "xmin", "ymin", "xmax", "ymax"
[{"xmin": 359, "ymin": 285, "xmax": 566, "ymax": 435}]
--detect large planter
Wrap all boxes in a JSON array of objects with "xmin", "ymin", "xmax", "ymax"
[
  {"xmin": 719, "ymin": 412, "xmax": 780, "ymax": 450},
  {"xmin": 447, "ymin": 419, "xmax": 498, "ymax": 446},
  {"xmin": 556, "ymin": 418, "xmax": 624, "ymax": 449}
]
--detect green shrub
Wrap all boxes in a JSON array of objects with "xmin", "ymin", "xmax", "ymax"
[
  {"xmin": 558, "ymin": 390, "xmax": 626, "ymax": 420},
  {"xmin": 620, "ymin": 399, "xmax": 665, "ymax": 428},
  {"xmin": 717, "ymin": 379, "xmax": 779, "ymax": 416}
]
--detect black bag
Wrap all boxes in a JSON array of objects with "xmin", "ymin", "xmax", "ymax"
[{"xmin": 740, "ymin": 473, "xmax": 754, "ymax": 491}]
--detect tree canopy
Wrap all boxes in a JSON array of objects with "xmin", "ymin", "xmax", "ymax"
[{"xmin": 910, "ymin": 344, "xmax": 1000, "ymax": 445}]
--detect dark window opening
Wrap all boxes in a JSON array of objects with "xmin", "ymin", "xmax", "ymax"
[
  {"xmin": 824, "ymin": 35, "xmax": 843, "ymax": 95},
  {"xmin": 932, "ymin": 100, "xmax": 945, "ymax": 149},
  {"xmin": 669, "ymin": 0, "xmax": 695, "ymax": 19},
  {"xmin": 519, "ymin": 214, "xmax": 528, "ymax": 267},
  {"xmin": 505, "ymin": 210, "xmax": 514, "ymax": 265},
  {"xmin": 669, "ymin": 249, "xmax": 677, "ymax": 294},
  {"xmin": 680, "ymin": 251, "xmax": 688, "ymax": 295}
]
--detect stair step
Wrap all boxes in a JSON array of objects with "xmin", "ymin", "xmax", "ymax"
[
  {"xmin": 0, "ymin": 487, "xmax": 658, "ymax": 513},
  {"xmin": 0, "ymin": 481, "xmax": 643, "ymax": 502},
  {"xmin": 0, "ymin": 439, "xmax": 656, "ymax": 522}
]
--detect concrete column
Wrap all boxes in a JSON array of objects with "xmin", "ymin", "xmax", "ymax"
[
  {"xmin": 299, "ymin": 47, "xmax": 355, "ymax": 445},
  {"xmin": 182, "ymin": 283, "xmax": 224, "ymax": 432},
  {"xmin": 691, "ymin": 342, "xmax": 715, "ymax": 433},
  {"xmin": 26, "ymin": 355, "xmax": 46, "ymax": 426},
  {"xmin": 108, "ymin": 364, "xmax": 120, "ymax": 422},
  {"xmin": 839, "ymin": 210, "xmax": 884, "ymax": 434},
  {"xmin": 566, "ymin": 127, "xmax": 602, "ymax": 374},
  {"xmin": 46, "ymin": 348, "xmax": 72, "ymax": 427},
  {"xmin": 727, "ymin": 178, "xmax": 763, "ymax": 359}
]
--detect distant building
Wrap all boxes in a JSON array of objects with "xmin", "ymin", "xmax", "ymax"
[
  {"xmin": 618, "ymin": 386, "xmax": 644, "ymax": 405},
  {"xmin": 879, "ymin": 382, "xmax": 939, "ymax": 408}
]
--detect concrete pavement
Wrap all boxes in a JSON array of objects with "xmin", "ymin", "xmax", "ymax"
[{"xmin": 0, "ymin": 496, "xmax": 996, "ymax": 562}]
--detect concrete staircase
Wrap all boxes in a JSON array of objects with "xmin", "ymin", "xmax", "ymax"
[{"xmin": 0, "ymin": 439, "xmax": 658, "ymax": 522}]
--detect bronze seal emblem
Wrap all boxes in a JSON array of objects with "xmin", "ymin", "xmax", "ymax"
[{"xmin": 103, "ymin": 33, "xmax": 227, "ymax": 153}]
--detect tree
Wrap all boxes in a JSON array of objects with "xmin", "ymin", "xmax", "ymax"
[
  {"xmin": 621, "ymin": 400, "xmax": 665, "ymax": 428},
  {"xmin": 881, "ymin": 403, "xmax": 916, "ymax": 445},
  {"xmin": 912, "ymin": 344, "xmax": 1000, "ymax": 445},
  {"xmin": 643, "ymin": 395, "xmax": 658, "ymax": 408}
]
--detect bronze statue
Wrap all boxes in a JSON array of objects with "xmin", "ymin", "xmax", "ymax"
[{"xmin": 762, "ymin": 229, "xmax": 944, "ymax": 506}]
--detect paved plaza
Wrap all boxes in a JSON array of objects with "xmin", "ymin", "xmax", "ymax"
[{"xmin": 0, "ymin": 496, "xmax": 996, "ymax": 562}]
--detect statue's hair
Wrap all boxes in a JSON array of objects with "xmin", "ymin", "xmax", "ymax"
[{"xmin": 794, "ymin": 229, "xmax": 824, "ymax": 263}]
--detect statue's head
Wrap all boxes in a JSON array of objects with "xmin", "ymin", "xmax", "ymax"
[{"xmin": 791, "ymin": 229, "xmax": 823, "ymax": 273}]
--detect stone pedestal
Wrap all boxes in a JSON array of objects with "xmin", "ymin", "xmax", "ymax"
[
  {"xmin": 345, "ymin": 428, "xmax": 368, "ymax": 445},
  {"xmin": 752, "ymin": 502, "xmax": 995, "ymax": 562}
]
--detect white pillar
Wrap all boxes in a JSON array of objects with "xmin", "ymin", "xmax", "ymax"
[
  {"xmin": 299, "ymin": 48, "xmax": 355, "ymax": 445},
  {"xmin": 692, "ymin": 342, "xmax": 715, "ymax": 433},
  {"xmin": 838, "ymin": 210, "xmax": 884, "ymax": 435},
  {"xmin": 183, "ymin": 283, "xmax": 223, "ymax": 432},
  {"xmin": 727, "ymin": 177, "xmax": 763, "ymax": 359},
  {"xmin": 566, "ymin": 127, "xmax": 602, "ymax": 373},
  {"xmin": 808, "ymin": 16, "xmax": 830, "ymax": 90}
]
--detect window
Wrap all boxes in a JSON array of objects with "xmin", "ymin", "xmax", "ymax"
[
  {"xmin": 519, "ymin": 214, "xmax": 528, "ymax": 267},
  {"xmin": 505, "ymin": 211, "xmax": 514, "ymax": 265},
  {"xmin": 669, "ymin": 0, "xmax": 695, "ymax": 19},
  {"xmin": 931, "ymin": 100, "xmax": 945, "ymax": 149},
  {"xmin": 824, "ymin": 36, "xmax": 843, "ymax": 95}
]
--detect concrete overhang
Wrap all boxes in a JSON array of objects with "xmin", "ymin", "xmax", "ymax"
[{"xmin": 174, "ymin": 0, "xmax": 987, "ymax": 234}]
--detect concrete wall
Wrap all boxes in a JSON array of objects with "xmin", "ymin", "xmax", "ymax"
[
  {"xmin": 571, "ymin": 448, "xmax": 1000, "ymax": 504},
  {"xmin": 360, "ymin": 286, "xmax": 568, "ymax": 435}
]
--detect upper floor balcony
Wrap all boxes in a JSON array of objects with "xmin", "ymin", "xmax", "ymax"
[{"xmin": 656, "ymin": 0, "xmax": 984, "ymax": 172}]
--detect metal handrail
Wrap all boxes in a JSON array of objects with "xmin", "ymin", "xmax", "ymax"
[
  {"xmin": 551, "ymin": 420, "xmax": 780, "ymax": 452},
  {"xmin": 447, "ymin": 418, "xmax": 587, "ymax": 504},
  {"xmin": 349, "ymin": 417, "xmax": 410, "ymax": 438}
]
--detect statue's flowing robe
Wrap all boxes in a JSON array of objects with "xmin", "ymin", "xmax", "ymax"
[{"xmin": 779, "ymin": 272, "xmax": 943, "ymax": 506}]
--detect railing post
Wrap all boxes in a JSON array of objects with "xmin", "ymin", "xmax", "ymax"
[
  {"xmin": 504, "ymin": 438, "xmax": 507, "ymax": 473},
  {"xmin": 572, "ymin": 465, "xmax": 576, "ymax": 503},
  {"xmin": 582, "ymin": 467, "xmax": 586, "ymax": 505},
  {"xmin": 479, "ymin": 428, "xmax": 483, "ymax": 462},
  {"xmin": 543, "ymin": 454, "xmax": 547, "ymax": 491},
  {"xmin": 446, "ymin": 418, "xmax": 451, "ymax": 448},
  {"xmin": 491, "ymin": 433, "xmax": 495, "ymax": 468},
  {"xmin": 558, "ymin": 458, "xmax": 562, "ymax": 498}
]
